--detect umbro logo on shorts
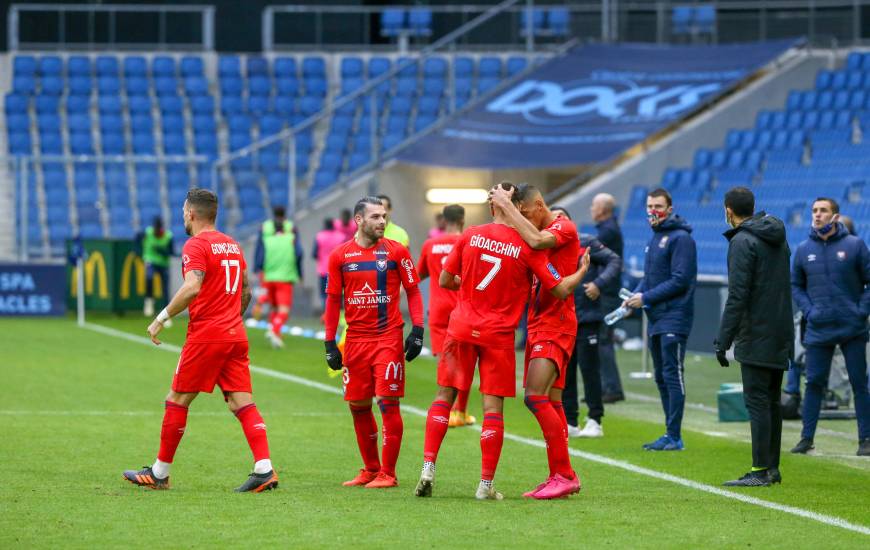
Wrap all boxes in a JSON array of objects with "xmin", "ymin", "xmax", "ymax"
[{"xmin": 533, "ymin": 344, "xmax": 544, "ymax": 352}]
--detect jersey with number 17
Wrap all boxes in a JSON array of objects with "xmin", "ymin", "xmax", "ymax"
[
  {"xmin": 443, "ymin": 223, "xmax": 563, "ymax": 349},
  {"xmin": 181, "ymin": 230, "xmax": 248, "ymax": 344}
]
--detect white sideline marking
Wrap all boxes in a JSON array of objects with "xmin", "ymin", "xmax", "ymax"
[
  {"xmin": 81, "ymin": 322, "xmax": 870, "ymax": 537},
  {"xmin": 0, "ymin": 410, "xmax": 342, "ymax": 417}
]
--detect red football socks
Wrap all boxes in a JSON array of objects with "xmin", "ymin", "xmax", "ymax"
[
  {"xmin": 157, "ymin": 400, "xmax": 188, "ymax": 463},
  {"xmin": 480, "ymin": 412, "xmax": 504, "ymax": 481},
  {"xmin": 234, "ymin": 403, "xmax": 271, "ymax": 462},
  {"xmin": 524, "ymin": 395, "xmax": 574, "ymax": 479},
  {"xmin": 377, "ymin": 399, "xmax": 403, "ymax": 478},
  {"xmin": 423, "ymin": 400, "xmax": 451, "ymax": 463},
  {"xmin": 551, "ymin": 399, "xmax": 568, "ymax": 441},
  {"xmin": 271, "ymin": 310, "xmax": 288, "ymax": 336},
  {"xmin": 452, "ymin": 389, "xmax": 470, "ymax": 412},
  {"xmin": 350, "ymin": 404, "xmax": 381, "ymax": 473}
]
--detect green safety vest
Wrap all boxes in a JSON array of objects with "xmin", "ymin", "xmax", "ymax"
[
  {"xmin": 384, "ymin": 222, "xmax": 410, "ymax": 247},
  {"xmin": 142, "ymin": 227, "xmax": 173, "ymax": 268},
  {"xmin": 262, "ymin": 220, "xmax": 299, "ymax": 283}
]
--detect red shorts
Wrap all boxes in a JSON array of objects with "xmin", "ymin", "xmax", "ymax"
[
  {"xmin": 437, "ymin": 337, "xmax": 516, "ymax": 397},
  {"xmin": 342, "ymin": 329, "xmax": 405, "ymax": 401},
  {"xmin": 430, "ymin": 322, "xmax": 448, "ymax": 356},
  {"xmin": 173, "ymin": 341, "xmax": 252, "ymax": 395},
  {"xmin": 258, "ymin": 281, "xmax": 294, "ymax": 308},
  {"xmin": 523, "ymin": 331, "xmax": 575, "ymax": 390}
]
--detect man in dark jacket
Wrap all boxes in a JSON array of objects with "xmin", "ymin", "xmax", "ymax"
[
  {"xmin": 715, "ymin": 187, "xmax": 794, "ymax": 486},
  {"xmin": 623, "ymin": 188, "xmax": 697, "ymax": 451},
  {"xmin": 555, "ymin": 206, "xmax": 622, "ymax": 438},
  {"xmin": 591, "ymin": 193, "xmax": 626, "ymax": 403},
  {"xmin": 790, "ymin": 197, "xmax": 870, "ymax": 457}
]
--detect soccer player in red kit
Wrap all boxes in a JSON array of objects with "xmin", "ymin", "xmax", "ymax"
[
  {"xmin": 323, "ymin": 196, "xmax": 425, "ymax": 489},
  {"xmin": 491, "ymin": 184, "xmax": 584, "ymax": 499},
  {"xmin": 123, "ymin": 189, "xmax": 277, "ymax": 493},
  {"xmin": 415, "ymin": 183, "xmax": 590, "ymax": 500},
  {"xmin": 417, "ymin": 204, "xmax": 476, "ymax": 428}
]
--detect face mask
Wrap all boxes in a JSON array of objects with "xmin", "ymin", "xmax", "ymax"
[
  {"xmin": 647, "ymin": 209, "xmax": 668, "ymax": 225},
  {"xmin": 816, "ymin": 215, "xmax": 838, "ymax": 235},
  {"xmin": 725, "ymin": 212, "xmax": 736, "ymax": 229}
]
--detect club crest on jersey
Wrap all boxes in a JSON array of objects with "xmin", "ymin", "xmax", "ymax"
[
  {"xmin": 658, "ymin": 235, "xmax": 669, "ymax": 248},
  {"xmin": 376, "ymin": 259, "xmax": 387, "ymax": 271},
  {"xmin": 837, "ymin": 250, "xmax": 847, "ymax": 261},
  {"xmin": 546, "ymin": 263, "xmax": 561, "ymax": 280}
]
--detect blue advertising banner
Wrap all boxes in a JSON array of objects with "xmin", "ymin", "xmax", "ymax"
[
  {"xmin": 0, "ymin": 264, "xmax": 67, "ymax": 316},
  {"xmin": 398, "ymin": 40, "xmax": 799, "ymax": 169}
]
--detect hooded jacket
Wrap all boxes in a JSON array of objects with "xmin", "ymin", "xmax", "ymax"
[
  {"xmin": 635, "ymin": 215, "xmax": 697, "ymax": 336},
  {"xmin": 791, "ymin": 222, "xmax": 870, "ymax": 346},
  {"xmin": 574, "ymin": 233, "xmax": 622, "ymax": 324},
  {"xmin": 717, "ymin": 212, "xmax": 794, "ymax": 369}
]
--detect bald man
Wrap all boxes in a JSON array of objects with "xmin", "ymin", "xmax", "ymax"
[{"xmin": 590, "ymin": 193, "xmax": 625, "ymax": 403}]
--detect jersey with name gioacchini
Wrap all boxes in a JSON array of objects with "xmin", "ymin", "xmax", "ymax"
[{"xmin": 443, "ymin": 223, "xmax": 563, "ymax": 349}]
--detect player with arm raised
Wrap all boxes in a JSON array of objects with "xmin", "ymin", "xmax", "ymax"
[
  {"xmin": 415, "ymin": 183, "xmax": 590, "ymax": 500},
  {"xmin": 323, "ymin": 196, "xmax": 425, "ymax": 489},
  {"xmin": 123, "ymin": 188, "xmax": 277, "ymax": 493},
  {"xmin": 418, "ymin": 204, "xmax": 476, "ymax": 428},
  {"xmin": 490, "ymin": 184, "xmax": 585, "ymax": 499}
]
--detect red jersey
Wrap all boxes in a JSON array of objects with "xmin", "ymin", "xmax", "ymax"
[
  {"xmin": 443, "ymin": 223, "xmax": 562, "ymax": 349},
  {"xmin": 527, "ymin": 215, "xmax": 582, "ymax": 335},
  {"xmin": 326, "ymin": 238, "xmax": 419, "ymax": 341},
  {"xmin": 418, "ymin": 233, "xmax": 461, "ymax": 327},
  {"xmin": 181, "ymin": 230, "xmax": 247, "ymax": 344}
]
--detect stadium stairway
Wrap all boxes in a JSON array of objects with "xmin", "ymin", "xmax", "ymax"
[{"xmin": 0, "ymin": 55, "xmax": 16, "ymax": 260}]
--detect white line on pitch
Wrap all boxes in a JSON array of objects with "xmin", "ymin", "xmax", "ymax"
[
  {"xmin": 0, "ymin": 410, "xmax": 343, "ymax": 417},
  {"xmin": 81, "ymin": 322, "xmax": 870, "ymax": 537}
]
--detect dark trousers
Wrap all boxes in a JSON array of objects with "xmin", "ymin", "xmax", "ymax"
[
  {"xmin": 563, "ymin": 322, "xmax": 603, "ymax": 426},
  {"xmin": 741, "ymin": 364, "xmax": 784, "ymax": 470},
  {"xmin": 649, "ymin": 333, "xmax": 687, "ymax": 439},
  {"xmin": 319, "ymin": 275, "xmax": 328, "ymax": 305},
  {"xmin": 145, "ymin": 264, "xmax": 169, "ymax": 300},
  {"xmin": 802, "ymin": 334, "xmax": 870, "ymax": 440},
  {"xmin": 784, "ymin": 361, "xmax": 802, "ymax": 395},
  {"xmin": 599, "ymin": 323, "xmax": 624, "ymax": 395}
]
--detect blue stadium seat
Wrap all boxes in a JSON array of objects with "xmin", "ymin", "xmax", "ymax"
[
  {"xmin": 418, "ymin": 96, "xmax": 440, "ymax": 116},
  {"xmin": 408, "ymin": 8, "xmax": 432, "ymax": 36},
  {"xmin": 190, "ymin": 95, "xmax": 214, "ymax": 114},
  {"xmin": 299, "ymin": 95, "xmax": 323, "ymax": 116},
  {"xmin": 97, "ymin": 76, "xmax": 120, "ymax": 95},
  {"xmin": 194, "ymin": 134, "xmax": 218, "ymax": 157},
  {"xmin": 127, "ymin": 95, "xmax": 152, "ymax": 116},
  {"xmin": 123, "ymin": 56, "xmax": 148, "ymax": 78},
  {"xmin": 221, "ymin": 94, "xmax": 244, "ymax": 115},
  {"xmin": 162, "ymin": 133, "xmax": 187, "ymax": 154},
  {"xmin": 341, "ymin": 57, "xmax": 365, "ymax": 79},
  {"xmin": 180, "ymin": 56, "xmax": 204, "ymax": 77},
  {"xmin": 220, "ymin": 76, "xmax": 244, "ymax": 96},
  {"xmin": 6, "ymin": 114, "xmax": 30, "ymax": 133},
  {"xmin": 39, "ymin": 56, "xmax": 63, "ymax": 76},
  {"xmin": 506, "ymin": 56, "xmax": 528, "ymax": 76},
  {"xmin": 192, "ymin": 115, "xmax": 216, "ymax": 134},
  {"xmin": 423, "ymin": 57, "xmax": 448, "ymax": 79},
  {"xmin": 13, "ymin": 56, "xmax": 37, "ymax": 77},
  {"xmin": 477, "ymin": 77, "xmax": 500, "ymax": 95},
  {"xmin": 302, "ymin": 57, "xmax": 326, "ymax": 79},
  {"xmin": 124, "ymin": 76, "xmax": 149, "ymax": 96},
  {"xmin": 218, "ymin": 56, "xmax": 241, "ymax": 77},
  {"xmin": 101, "ymin": 133, "xmax": 125, "ymax": 154},
  {"xmin": 276, "ymin": 77, "xmax": 300, "ymax": 96},
  {"xmin": 694, "ymin": 149, "xmax": 712, "ymax": 168},
  {"xmin": 132, "ymin": 133, "xmax": 155, "ymax": 154},
  {"xmin": 34, "ymin": 93, "xmax": 59, "ymax": 114},
  {"xmin": 520, "ymin": 8, "xmax": 546, "ymax": 36},
  {"xmin": 422, "ymin": 79, "xmax": 445, "ymax": 98},
  {"xmin": 8, "ymin": 131, "xmax": 31, "ymax": 154},
  {"xmin": 95, "ymin": 56, "xmax": 119, "ymax": 77},
  {"xmin": 247, "ymin": 95, "xmax": 270, "ymax": 116},
  {"xmin": 68, "ymin": 76, "xmax": 92, "ymax": 96},
  {"xmin": 6, "ymin": 92, "xmax": 29, "ymax": 114},
  {"xmin": 183, "ymin": 76, "xmax": 209, "ymax": 96},
  {"xmin": 341, "ymin": 78, "xmax": 364, "ymax": 96},
  {"xmin": 249, "ymin": 76, "xmax": 271, "ymax": 96},
  {"xmin": 158, "ymin": 94, "xmax": 184, "ymax": 114},
  {"xmin": 414, "ymin": 115, "xmax": 436, "ymax": 132},
  {"xmin": 274, "ymin": 57, "xmax": 297, "ymax": 78},
  {"xmin": 548, "ymin": 8, "xmax": 570, "ymax": 35},
  {"xmin": 13, "ymin": 75, "xmax": 36, "ymax": 94},
  {"xmin": 305, "ymin": 77, "xmax": 327, "ymax": 97},
  {"xmin": 37, "ymin": 114, "xmax": 61, "ymax": 133},
  {"xmin": 152, "ymin": 56, "xmax": 176, "ymax": 77},
  {"xmin": 41, "ymin": 76, "xmax": 64, "ymax": 95},
  {"xmin": 228, "ymin": 114, "xmax": 253, "ymax": 134},
  {"xmin": 380, "ymin": 9, "xmax": 406, "ymax": 37},
  {"xmin": 273, "ymin": 95, "xmax": 296, "ymax": 118},
  {"xmin": 155, "ymin": 77, "xmax": 178, "ymax": 96},
  {"xmin": 247, "ymin": 56, "xmax": 270, "ymax": 77},
  {"xmin": 68, "ymin": 113, "xmax": 90, "ymax": 132},
  {"xmin": 98, "ymin": 95, "xmax": 122, "ymax": 115},
  {"xmin": 161, "ymin": 114, "xmax": 185, "ymax": 134},
  {"xmin": 478, "ymin": 57, "xmax": 502, "ymax": 78}
]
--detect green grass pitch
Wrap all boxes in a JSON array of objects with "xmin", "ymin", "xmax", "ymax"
[{"xmin": 1, "ymin": 315, "xmax": 868, "ymax": 548}]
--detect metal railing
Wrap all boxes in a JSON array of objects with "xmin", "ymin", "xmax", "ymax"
[
  {"xmin": 7, "ymin": 3, "xmax": 216, "ymax": 51},
  {"xmin": 217, "ymin": 0, "xmax": 547, "ymax": 225},
  {"xmin": 14, "ymin": 154, "xmax": 210, "ymax": 260},
  {"xmin": 263, "ymin": 1, "xmax": 870, "ymax": 50}
]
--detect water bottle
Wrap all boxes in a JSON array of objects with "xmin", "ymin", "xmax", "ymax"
[
  {"xmin": 604, "ymin": 305, "xmax": 630, "ymax": 326},
  {"xmin": 618, "ymin": 288, "xmax": 633, "ymax": 301}
]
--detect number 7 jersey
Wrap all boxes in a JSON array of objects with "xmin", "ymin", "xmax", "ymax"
[
  {"xmin": 181, "ymin": 230, "xmax": 248, "ymax": 344},
  {"xmin": 443, "ymin": 223, "xmax": 563, "ymax": 349}
]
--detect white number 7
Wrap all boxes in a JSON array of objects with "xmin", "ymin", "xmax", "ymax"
[
  {"xmin": 221, "ymin": 259, "xmax": 241, "ymax": 294},
  {"xmin": 475, "ymin": 253, "xmax": 502, "ymax": 290}
]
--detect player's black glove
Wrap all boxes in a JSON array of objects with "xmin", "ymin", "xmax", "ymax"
[
  {"xmin": 325, "ymin": 339, "xmax": 343, "ymax": 371},
  {"xmin": 404, "ymin": 326, "xmax": 424, "ymax": 362},
  {"xmin": 713, "ymin": 340, "xmax": 729, "ymax": 368}
]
